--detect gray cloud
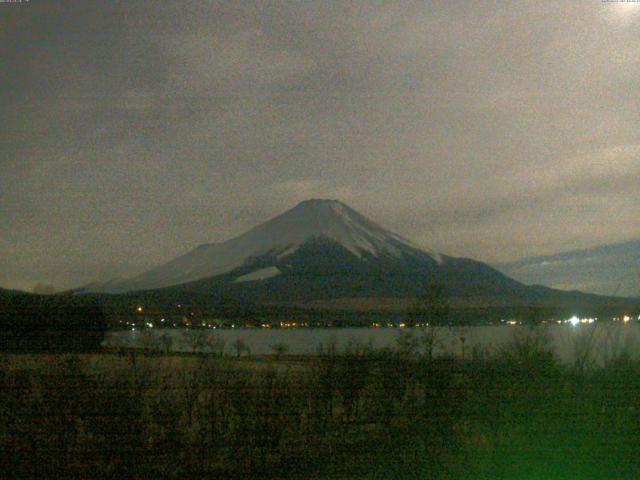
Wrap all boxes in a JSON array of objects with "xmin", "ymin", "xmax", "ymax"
[{"xmin": 2, "ymin": 0, "xmax": 640, "ymax": 291}]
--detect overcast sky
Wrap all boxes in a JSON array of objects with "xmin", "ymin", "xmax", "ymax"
[{"xmin": 2, "ymin": 0, "xmax": 639, "ymax": 292}]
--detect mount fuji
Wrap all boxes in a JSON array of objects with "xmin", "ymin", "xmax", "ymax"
[
  {"xmin": 88, "ymin": 199, "xmax": 437, "ymax": 292},
  {"xmin": 83, "ymin": 199, "xmax": 632, "ymax": 309}
]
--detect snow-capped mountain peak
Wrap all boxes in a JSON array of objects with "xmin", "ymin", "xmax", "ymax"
[
  {"xmin": 87, "ymin": 199, "xmax": 441, "ymax": 293},
  {"xmin": 229, "ymin": 198, "xmax": 427, "ymax": 259}
]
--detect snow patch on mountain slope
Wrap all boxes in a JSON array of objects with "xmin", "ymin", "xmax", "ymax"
[{"xmin": 233, "ymin": 266, "xmax": 281, "ymax": 283}]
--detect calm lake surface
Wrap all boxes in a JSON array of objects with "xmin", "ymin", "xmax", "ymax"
[{"xmin": 105, "ymin": 322, "xmax": 640, "ymax": 365}]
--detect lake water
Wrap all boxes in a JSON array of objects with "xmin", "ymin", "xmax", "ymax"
[{"xmin": 104, "ymin": 322, "xmax": 640, "ymax": 365}]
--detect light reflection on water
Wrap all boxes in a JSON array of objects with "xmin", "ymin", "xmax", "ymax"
[{"xmin": 105, "ymin": 323, "xmax": 640, "ymax": 365}]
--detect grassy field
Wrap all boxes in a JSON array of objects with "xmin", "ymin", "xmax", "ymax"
[{"xmin": 2, "ymin": 331, "xmax": 640, "ymax": 479}]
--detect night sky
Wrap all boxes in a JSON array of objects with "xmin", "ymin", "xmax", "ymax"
[{"xmin": 2, "ymin": 1, "xmax": 639, "ymax": 292}]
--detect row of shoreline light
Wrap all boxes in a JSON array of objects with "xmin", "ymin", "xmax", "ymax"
[
  {"xmin": 128, "ymin": 305, "xmax": 639, "ymax": 331},
  {"xmin": 503, "ymin": 314, "xmax": 639, "ymax": 327}
]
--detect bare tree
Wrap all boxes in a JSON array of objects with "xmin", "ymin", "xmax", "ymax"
[
  {"xmin": 233, "ymin": 338, "xmax": 250, "ymax": 358},
  {"xmin": 418, "ymin": 327, "xmax": 442, "ymax": 360},
  {"xmin": 451, "ymin": 326, "xmax": 469, "ymax": 363},
  {"xmin": 183, "ymin": 329, "xmax": 209, "ymax": 354},
  {"xmin": 570, "ymin": 323, "xmax": 601, "ymax": 376},
  {"xmin": 208, "ymin": 335, "xmax": 226, "ymax": 357},
  {"xmin": 139, "ymin": 330, "xmax": 160, "ymax": 353},
  {"xmin": 270, "ymin": 342, "xmax": 289, "ymax": 360},
  {"xmin": 316, "ymin": 337, "xmax": 338, "ymax": 357},
  {"xmin": 395, "ymin": 329, "xmax": 419, "ymax": 357},
  {"xmin": 160, "ymin": 332, "xmax": 173, "ymax": 354},
  {"xmin": 410, "ymin": 282, "xmax": 450, "ymax": 327},
  {"xmin": 600, "ymin": 321, "xmax": 638, "ymax": 367}
]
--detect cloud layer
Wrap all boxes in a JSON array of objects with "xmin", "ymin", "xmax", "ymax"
[{"xmin": 1, "ymin": 1, "xmax": 639, "ymax": 291}]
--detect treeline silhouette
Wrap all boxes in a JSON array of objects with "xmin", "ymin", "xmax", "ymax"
[
  {"xmin": 0, "ymin": 293, "xmax": 105, "ymax": 352},
  {"xmin": 2, "ymin": 331, "xmax": 640, "ymax": 479}
]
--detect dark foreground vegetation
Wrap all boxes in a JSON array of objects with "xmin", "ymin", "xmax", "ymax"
[
  {"xmin": 2, "ymin": 331, "xmax": 640, "ymax": 479},
  {"xmin": 0, "ymin": 292, "xmax": 105, "ymax": 352}
]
